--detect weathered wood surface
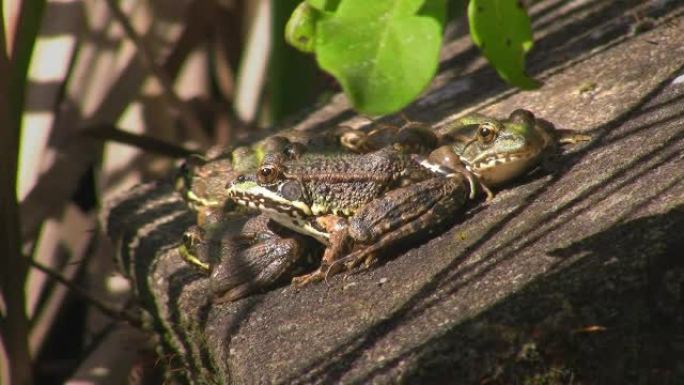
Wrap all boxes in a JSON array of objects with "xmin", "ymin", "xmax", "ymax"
[{"xmin": 104, "ymin": 2, "xmax": 684, "ymax": 384}]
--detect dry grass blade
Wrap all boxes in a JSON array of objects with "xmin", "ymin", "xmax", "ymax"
[
  {"xmin": 103, "ymin": 0, "xmax": 204, "ymax": 134},
  {"xmin": 28, "ymin": 258, "xmax": 142, "ymax": 328}
]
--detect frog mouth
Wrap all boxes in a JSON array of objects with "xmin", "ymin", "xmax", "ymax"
[
  {"xmin": 229, "ymin": 185, "xmax": 312, "ymax": 216},
  {"xmin": 228, "ymin": 185, "xmax": 330, "ymax": 242}
]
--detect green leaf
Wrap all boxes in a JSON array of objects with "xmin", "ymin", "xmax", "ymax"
[
  {"xmin": 315, "ymin": 0, "xmax": 445, "ymax": 115},
  {"xmin": 285, "ymin": 2, "xmax": 322, "ymax": 53},
  {"xmin": 468, "ymin": 0, "xmax": 540, "ymax": 89}
]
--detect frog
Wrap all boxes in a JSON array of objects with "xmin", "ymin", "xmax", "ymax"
[
  {"xmin": 226, "ymin": 143, "xmax": 478, "ymax": 285},
  {"xmin": 226, "ymin": 109, "xmax": 587, "ymax": 286},
  {"xmin": 175, "ymin": 115, "xmax": 442, "ymax": 228},
  {"xmin": 434, "ymin": 108, "xmax": 589, "ymax": 196}
]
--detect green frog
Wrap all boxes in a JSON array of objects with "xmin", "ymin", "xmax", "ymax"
[
  {"xmin": 226, "ymin": 143, "xmax": 477, "ymax": 285},
  {"xmin": 226, "ymin": 109, "xmax": 587, "ymax": 285},
  {"xmin": 435, "ymin": 109, "xmax": 589, "ymax": 194}
]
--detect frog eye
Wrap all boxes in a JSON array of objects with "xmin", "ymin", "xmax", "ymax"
[
  {"xmin": 477, "ymin": 123, "xmax": 498, "ymax": 144},
  {"xmin": 257, "ymin": 165, "xmax": 280, "ymax": 184}
]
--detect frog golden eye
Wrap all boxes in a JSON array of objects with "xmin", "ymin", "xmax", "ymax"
[
  {"xmin": 477, "ymin": 123, "xmax": 497, "ymax": 143},
  {"xmin": 257, "ymin": 165, "xmax": 280, "ymax": 184}
]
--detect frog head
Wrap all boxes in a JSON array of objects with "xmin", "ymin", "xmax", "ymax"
[
  {"xmin": 442, "ymin": 109, "xmax": 556, "ymax": 186},
  {"xmin": 226, "ymin": 166, "xmax": 329, "ymax": 243}
]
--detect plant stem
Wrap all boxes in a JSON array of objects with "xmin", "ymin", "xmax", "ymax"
[{"xmin": 0, "ymin": 5, "xmax": 33, "ymax": 385}]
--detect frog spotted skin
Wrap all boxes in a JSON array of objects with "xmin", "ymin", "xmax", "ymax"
[
  {"xmin": 227, "ymin": 146, "xmax": 438, "ymax": 243},
  {"xmin": 339, "ymin": 120, "xmax": 439, "ymax": 155},
  {"xmin": 176, "ymin": 128, "xmax": 424, "ymax": 297},
  {"xmin": 182, "ymin": 109, "xmax": 587, "ymax": 295}
]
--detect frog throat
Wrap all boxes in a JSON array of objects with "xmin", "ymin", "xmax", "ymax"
[
  {"xmin": 460, "ymin": 148, "xmax": 540, "ymax": 185},
  {"xmin": 227, "ymin": 183, "xmax": 330, "ymax": 243}
]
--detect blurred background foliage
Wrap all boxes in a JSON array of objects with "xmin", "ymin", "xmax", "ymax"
[{"xmin": 0, "ymin": 1, "xmax": 336, "ymax": 383}]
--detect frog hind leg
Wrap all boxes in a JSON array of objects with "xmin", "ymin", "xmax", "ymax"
[
  {"xmin": 291, "ymin": 225, "xmax": 351, "ymax": 287},
  {"xmin": 342, "ymin": 188, "xmax": 464, "ymax": 272},
  {"xmin": 342, "ymin": 176, "xmax": 468, "ymax": 272}
]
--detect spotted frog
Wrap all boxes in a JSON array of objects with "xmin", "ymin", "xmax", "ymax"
[{"xmin": 227, "ymin": 144, "xmax": 475, "ymax": 284}]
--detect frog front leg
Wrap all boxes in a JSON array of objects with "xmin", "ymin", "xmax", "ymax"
[
  {"xmin": 292, "ymin": 174, "xmax": 471, "ymax": 286},
  {"xmin": 182, "ymin": 215, "xmax": 314, "ymax": 302},
  {"xmin": 209, "ymin": 230, "xmax": 302, "ymax": 303},
  {"xmin": 212, "ymin": 215, "xmax": 322, "ymax": 302}
]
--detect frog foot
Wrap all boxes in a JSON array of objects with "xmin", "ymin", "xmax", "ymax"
[
  {"xmin": 292, "ymin": 258, "xmax": 348, "ymax": 287},
  {"xmin": 481, "ymin": 183, "xmax": 495, "ymax": 202},
  {"xmin": 337, "ymin": 247, "xmax": 376, "ymax": 271}
]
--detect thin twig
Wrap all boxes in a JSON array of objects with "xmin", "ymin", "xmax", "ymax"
[
  {"xmin": 103, "ymin": 0, "xmax": 205, "ymax": 134},
  {"xmin": 28, "ymin": 258, "xmax": 143, "ymax": 329}
]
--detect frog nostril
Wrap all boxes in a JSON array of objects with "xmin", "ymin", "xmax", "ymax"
[{"xmin": 227, "ymin": 174, "xmax": 245, "ymax": 188}]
